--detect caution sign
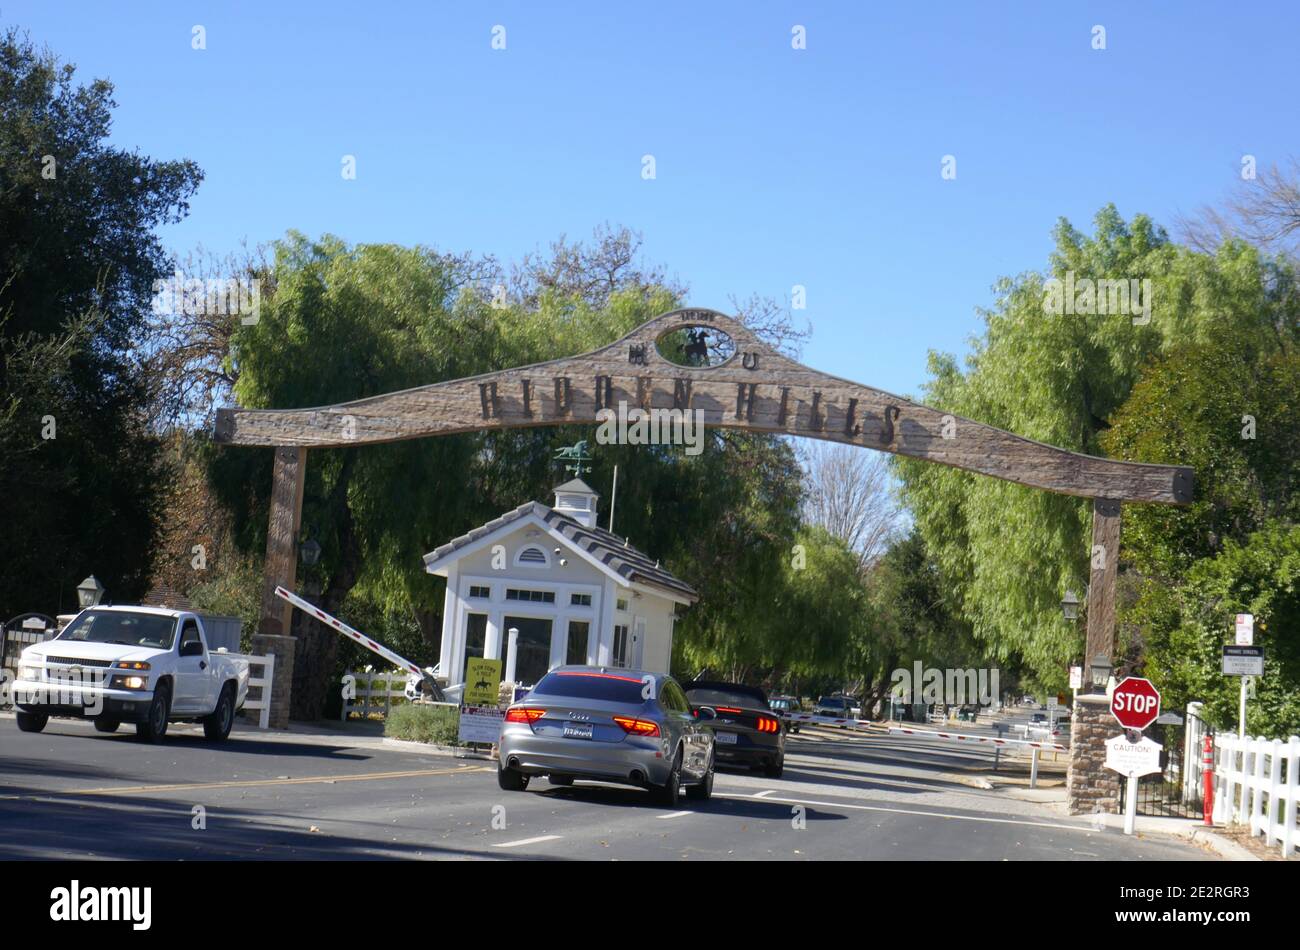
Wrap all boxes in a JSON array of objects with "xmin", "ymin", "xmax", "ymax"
[{"xmin": 464, "ymin": 657, "xmax": 502, "ymax": 707}]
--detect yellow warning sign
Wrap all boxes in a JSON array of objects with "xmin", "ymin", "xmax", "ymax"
[{"xmin": 464, "ymin": 657, "xmax": 502, "ymax": 706}]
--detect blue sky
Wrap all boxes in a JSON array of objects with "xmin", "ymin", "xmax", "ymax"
[{"xmin": 5, "ymin": 1, "xmax": 1297, "ymax": 397}]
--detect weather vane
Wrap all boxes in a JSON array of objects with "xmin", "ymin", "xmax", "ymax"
[{"xmin": 554, "ymin": 440, "xmax": 592, "ymax": 478}]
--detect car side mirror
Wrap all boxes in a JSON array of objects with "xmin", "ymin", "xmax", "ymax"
[
  {"xmin": 181, "ymin": 640, "xmax": 204, "ymax": 657},
  {"xmin": 695, "ymin": 706, "xmax": 717, "ymax": 720}
]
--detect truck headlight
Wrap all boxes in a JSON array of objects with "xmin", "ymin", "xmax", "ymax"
[
  {"xmin": 110, "ymin": 675, "xmax": 148, "ymax": 690},
  {"xmin": 17, "ymin": 665, "xmax": 40, "ymax": 681},
  {"xmin": 114, "ymin": 660, "xmax": 151, "ymax": 671}
]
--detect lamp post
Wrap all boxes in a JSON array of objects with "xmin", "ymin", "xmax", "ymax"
[
  {"xmin": 1061, "ymin": 589, "xmax": 1081, "ymax": 622},
  {"xmin": 1089, "ymin": 653, "xmax": 1113, "ymax": 695},
  {"xmin": 76, "ymin": 575, "xmax": 106, "ymax": 608},
  {"xmin": 298, "ymin": 536, "xmax": 322, "ymax": 598},
  {"xmin": 299, "ymin": 537, "xmax": 321, "ymax": 567}
]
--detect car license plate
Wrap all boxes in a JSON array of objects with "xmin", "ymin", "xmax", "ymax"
[
  {"xmin": 714, "ymin": 731, "xmax": 737, "ymax": 745},
  {"xmin": 563, "ymin": 722, "xmax": 593, "ymax": 740}
]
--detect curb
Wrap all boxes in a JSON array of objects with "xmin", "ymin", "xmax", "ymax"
[
  {"xmin": 380, "ymin": 736, "xmax": 492, "ymax": 761},
  {"xmin": 1074, "ymin": 811, "xmax": 1260, "ymax": 861}
]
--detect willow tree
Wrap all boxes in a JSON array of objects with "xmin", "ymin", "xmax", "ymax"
[{"xmin": 895, "ymin": 206, "xmax": 1297, "ymax": 685}]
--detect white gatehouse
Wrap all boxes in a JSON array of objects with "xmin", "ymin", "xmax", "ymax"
[{"xmin": 423, "ymin": 479, "xmax": 697, "ymax": 691}]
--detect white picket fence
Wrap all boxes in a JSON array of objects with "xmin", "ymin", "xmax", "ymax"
[
  {"xmin": 341, "ymin": 669, "xmax": 408, "ymax": 720},
  {"xmin": 217, "ymin": 651, "xmax": 275, "ymax": 730},
  {"xmin": 1212, "ymin": 733, "xmax": 1300, "ymax": 858}
]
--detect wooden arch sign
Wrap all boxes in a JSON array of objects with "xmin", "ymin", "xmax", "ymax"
[{"xmin": 213, "ymin": 308, "xmax": 1192, "ymax": 692}]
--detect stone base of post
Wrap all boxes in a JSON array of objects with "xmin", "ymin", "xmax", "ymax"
[
  {"xmin": 1066, "ymin": 692, "xmax": 1121, "ymax": 815},
  {"xmin": 247, "ymin": 633, "xmax": 296, "ymax": 729}
]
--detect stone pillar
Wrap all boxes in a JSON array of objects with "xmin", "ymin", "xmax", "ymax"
[
  {"xmin": 1066, "ymin": 693, "xmax": 1120, "ymax": 814},
  {"xmin": 248, "ymin": 633, "xmax": 296, "ymax": 729}
]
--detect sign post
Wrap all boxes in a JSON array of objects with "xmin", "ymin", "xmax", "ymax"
[
  {"xmin": 1107, "ymin": 677, "xmax": 1162, "ymax": 835},
  {"xmin": 1231, "ymin": 616, "xmax": 1257, "ymax": 738},
  {"xmin": 1104, "ymin": 735, "xmax": 1163, "ymax": 835}
]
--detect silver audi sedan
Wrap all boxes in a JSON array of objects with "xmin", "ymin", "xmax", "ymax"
[{"xmin": 497, "ymin": 666, "xmax": 717, "ymax": 806}]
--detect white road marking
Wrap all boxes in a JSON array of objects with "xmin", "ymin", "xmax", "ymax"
[
  {"xmin": 755, "ymin": 790, "xmax": 776, "ymax": 798},
  {"xmin": 658, "ymin": 810, "xmax": 692, "ymax": 819},
  {"xmin": 717, "ymin": 792, "xmax": 1098, "ymax": 834},
  {"xmin": 492, "ymin": 834, "xmax": 563, "ymax": 849}
]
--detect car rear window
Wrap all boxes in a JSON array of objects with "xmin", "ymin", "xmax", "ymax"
[
  {"xmin": 685, "ymin": 684, "xmax": 768, "ymax": 709},
  {"xmin": 531, "ymin": 670, "xmax": 648, "ymax": 704}
]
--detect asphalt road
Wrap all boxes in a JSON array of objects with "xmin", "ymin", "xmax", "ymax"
[{"xmin": 0, "ymin": 714, "xmax": 1211, "ymax": 861}]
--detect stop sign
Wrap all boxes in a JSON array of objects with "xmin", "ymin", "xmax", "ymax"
[{"xmin": 1111, "ymin": 677, "xmax": 1161, "ymax": 730}]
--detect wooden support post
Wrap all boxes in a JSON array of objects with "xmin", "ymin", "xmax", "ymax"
[
  {"xmin": 258, "ymin": 446, "xmax": 307, "ymax": 638},
  {"xmin": 1085, "ymin": 498, "xmax": 1122, "ymax": 664}
]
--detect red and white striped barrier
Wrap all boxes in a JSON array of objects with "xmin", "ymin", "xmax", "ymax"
[
  {"xmin": 275, "ymin": 586, "xmax": 422, "ymax": 677},
  {"xmin": 889, "ymin": 726, "xmax": 1067, "ymax": 752},
  {"xmin": 780, "ymin": 712, "xmax": 876, "ymax": 729}
]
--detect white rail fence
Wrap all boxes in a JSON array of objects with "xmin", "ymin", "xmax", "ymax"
[
  {"xmin": 341, "ymin": 669, "xmax": 407, "ymax": 720},
  {"xmin": 217, "ymin": 651, "xmax": 274, "ymax": 730},
  {"xmin": 1212, "ymin": 733, "xmax": 1299, "ymax": 858}
]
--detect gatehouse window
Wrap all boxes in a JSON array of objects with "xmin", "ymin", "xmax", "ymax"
[
  {"xmin": 567, "ymin": 620, "xmax": 590, "ymax": 665},
  {"xmin": 469, "ymin": 585, "xmax": 490, "ymax": 599},
  {"xmin": 505, "ymin": 588, "xmax": 555, "ymax": 604},
  {"xmin": 612, "ymin": 624, "xmax": 629, "ymax": 668},
  {"xmin": 570, "ymin": 593, "xmax": 592, "ymax": 607}
]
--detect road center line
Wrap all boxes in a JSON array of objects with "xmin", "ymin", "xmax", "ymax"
[
  {"xmin": 716, "ymin": 792, "xmax": 1099, "ymax": 834},
  {"xmin": 492, "ymin": 834, "xmax": 563, "ymax": 848}
]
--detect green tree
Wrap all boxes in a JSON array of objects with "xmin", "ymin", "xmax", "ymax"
[
  {"xmin": 210, "ymin": 230, "xmax": 808, "ymax": 717},
  {"xmin": 895, "ymin": 207, "xmax": 1299, "ymax": 685},
  {"xmin": 1102, "ymin": 337, "xmax": 1300, "ymax": 734},
  {"xmin": 0, "ymin": 29, "xmax": 202, "ymax": 615}
]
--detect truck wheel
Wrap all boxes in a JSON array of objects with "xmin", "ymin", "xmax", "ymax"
[
  {"xmin": 135, "ymin": 684, "xmax": 170, "ymax": 743},
  {"xmin": 203, "ymin": 685, "xmax": 236, "ymax": 741},
  {"xmin": 15, "ymin": 711, "xmax": 48, "ymax": 733},
  {"xmin": 93, "ymin": 718, "xmax": 121, "ymax": 733}
]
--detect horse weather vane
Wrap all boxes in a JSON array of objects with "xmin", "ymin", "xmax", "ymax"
[{"xmin": 554, "ymin": 440, "xmax": 592, "ymax": 478}]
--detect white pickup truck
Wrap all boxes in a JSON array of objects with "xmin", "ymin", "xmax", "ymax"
[{"xmin": 12, "ymin": 605, "xmax": 249, "ymax": 742}]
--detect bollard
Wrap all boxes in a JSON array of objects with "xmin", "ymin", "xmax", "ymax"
[
  {"xmin": 1202, "ymin": 733, "xmax": 1215, "ymax": 826},
  {"xmin": 1030, "ymin": 745, "xmax": 1039, "ymax": 789}
]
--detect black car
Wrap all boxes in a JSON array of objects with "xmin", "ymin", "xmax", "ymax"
[{"xmin": 685, "ymin": 680, "xmax": 786, "ymax": 778}]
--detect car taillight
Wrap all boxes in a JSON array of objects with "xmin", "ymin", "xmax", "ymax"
[
  {"xmin": 757, "ymin": 715, "xmax": 780, "ymax": 733},
  {"xmin": 715, "ymin": 706, "xmax": 742, "ymax": 713},
  {"xmin": 612, "ymin": 715, "xmax": 661, "ymax": 737},
  {"xmin": 505, "ymin": 707, "xmax": 545, "ymax": 723}
]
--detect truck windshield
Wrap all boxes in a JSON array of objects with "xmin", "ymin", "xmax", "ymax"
[{"xmin": 58, "ymin": 610, "xmax": 177, "ymax": 650}]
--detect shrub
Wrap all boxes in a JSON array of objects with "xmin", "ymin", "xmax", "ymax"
[{"xmin": 385, "ymin": 704, "xmax": 460, "ymax": 746}]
